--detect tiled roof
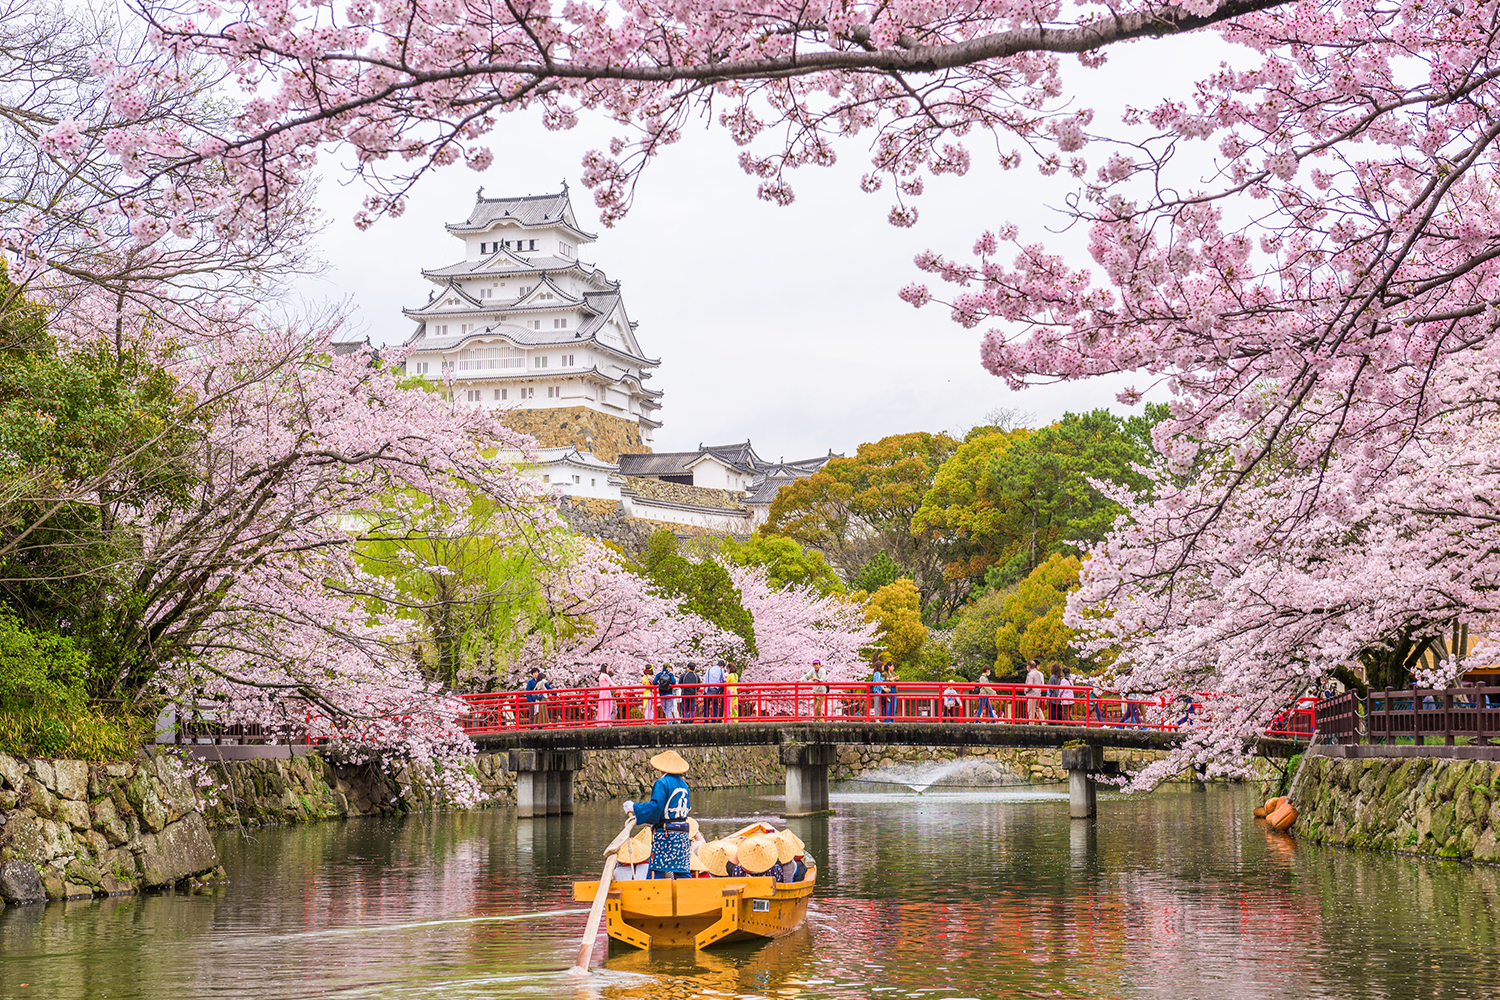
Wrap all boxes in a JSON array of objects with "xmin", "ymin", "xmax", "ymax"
[
  {"xmin": 422, "ymin": 254, "xmax": 587, "ymax": 278},
  {"xmin": 446, "ymin": 189, "xmax": 596, "ymax": 239},
  {"xmin": 621, "ymin": 476, "xmax": 749, "ymax": 513},
  {"xmin": 745, "ymin": 475, "xmax": 798, "ymax": 505},
  {"xmin": 616, "ymin": 452, "xmax": 696, "ymax": 477}
]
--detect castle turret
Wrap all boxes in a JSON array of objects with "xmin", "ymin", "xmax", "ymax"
[{"xmin": 402, "ymin": 187, "xmax": 661, "ymax": 459}]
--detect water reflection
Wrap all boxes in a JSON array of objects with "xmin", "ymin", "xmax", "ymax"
[{"xmin": 1, "ymin": 786, "xmax": 1499, "ymax": 999}]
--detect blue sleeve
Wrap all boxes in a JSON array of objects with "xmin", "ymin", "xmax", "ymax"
[{"xmin": 632, "ymin": 776, "xmax": 671, "ymax": 826}]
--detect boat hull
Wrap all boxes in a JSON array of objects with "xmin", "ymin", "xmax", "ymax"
[{"xmin": 572, "ymin": 871, "xmax": 817, "ymax": 950}]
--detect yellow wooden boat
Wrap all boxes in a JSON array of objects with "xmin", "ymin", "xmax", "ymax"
[
  {"xmin": 572, "ymin": 871, "xmax": 817, "ymax": 950},
  {"xmin": 572, "ymin": 822, "xmax": 817, "ymax": 950}
]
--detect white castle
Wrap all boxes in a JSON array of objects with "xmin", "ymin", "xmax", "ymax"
[{"xmin": 401, "ymin": 185, "xmax": 832, "ymax": 529}]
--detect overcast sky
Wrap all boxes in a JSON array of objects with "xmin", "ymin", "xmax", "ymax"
[{"xmin": 295, "ymin": 38, "xmax": 1225, "ymax": 459}]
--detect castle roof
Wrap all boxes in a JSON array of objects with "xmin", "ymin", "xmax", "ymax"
[
  {"xmin": 616, "ymin": 442, "xmax": 836, "ymax": 484},
  {"xmin": 446, "ymin": 187, "xmax": 596, "ymax": 242}
]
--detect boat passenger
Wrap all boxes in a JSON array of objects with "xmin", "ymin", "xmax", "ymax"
[
  {"xmin": 778, "ymin": 830, "xmax": 808, "ymax": 882},
  {"xmin": 611, "ymin": 836, "xmax": 651, "ymax": 881},
  {"xmin": 698, "ymin": 841, "xmax": 731, "ymax": 877},
  {"xmin": 736, "ymin": 834, "xmax": 783, "ymax": 881},
  {"xmin": 624, "ymin": 750, "xmax": 693, "ymax": 879},
  {"xmin": 772, "ymin": 830, "xmax": 801, "ymax": 881}
]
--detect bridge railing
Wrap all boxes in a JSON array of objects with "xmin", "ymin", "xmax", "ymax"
[
  {"xmin": 457, "ymin": 682, "xmax": 1316, "ymax": 739},
  {"xmin": 1319, "ymin": 686, "xmax": 1500, "ymax": 745}
]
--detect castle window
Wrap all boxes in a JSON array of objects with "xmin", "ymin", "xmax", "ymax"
[
  {"xmin": 573, "ymin": 475, "xmax": 581, "ymax": 484},
  {"xmin": 528, "ymin": 240, "xmax": 536, "ymax": 251},
  {"xmin": 531, "ymin": 320, "xmax": 542, "ymax": 330},
  {"xmin": 560, "ymin": 353, "xmax": 575, "ymax": 366},
  {"xmin": 494, "ymin": 389, "xmax": 504, "ymax": 400},
  {"xmin": 461, "ymin": 346, "xmax": 524, "ymax": 370},
  {"xmin": 430, "ymin": 324, "xmax": 448, "ymax": 337},
  {"xmin": 560, "ymin": 242, "xmax": 574, "ymax": 257},
  {"xmin": 408, "ymin": 361, "xmax": 430, "ymax": 375},
  {"xmin": 591, "ymin": 478, "xmax": 596, "ymax": 487},
  {"xmin": 547, "ymin": 386, "xmax": 560, "ymax": 398},
  {"xmin": 554, "ymin": 318, "xmax": 568, "ymax": 329},
  {"xmin": 466, "ymin": 389, "xmax": 481, "ymax": 402},
  {"xmin": 517, "ymin": 387, "xmax": 534, "ymax": 399},
  {"xmin": 542, "ymin": 474, "xmax": 549, "ymax": 483}
]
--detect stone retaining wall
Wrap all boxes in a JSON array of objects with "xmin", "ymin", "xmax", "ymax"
[
  {"xmin": 0, "ymin": 753, "xmax": 220, "ymax": 905},
  {"xmin": 1295, "ymin": 750, "xmax": 1500, "ymax": 862}
]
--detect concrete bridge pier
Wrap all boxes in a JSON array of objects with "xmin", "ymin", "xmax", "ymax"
[
  {"xmin": 507, "ymin": 749, "xmax": 586, "ymax": 818},
  {"xmin": 1062, "ymin": 745, "xmax": 1103, "ymax": 819},
  {"xmin": 782, "ymin": 744, "xmax": 837, "ymax": 817}
]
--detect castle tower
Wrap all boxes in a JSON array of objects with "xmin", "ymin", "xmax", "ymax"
[{"xmin": 401, "ymin": 186, "xmax": 662, "ymax": 460}]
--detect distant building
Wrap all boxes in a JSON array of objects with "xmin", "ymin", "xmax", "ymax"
[{"xmin": 402, "ymin": 186, "xmax": 835, "ymax": 538}]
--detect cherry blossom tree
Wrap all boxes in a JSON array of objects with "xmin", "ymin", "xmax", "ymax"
[
  {"xmin": 729, "ymin": 564, "xmax": 878, "ymax": 684},
  {"xmin": 510, "ymin": 539, "xmax": 744, "ymax": 689}
]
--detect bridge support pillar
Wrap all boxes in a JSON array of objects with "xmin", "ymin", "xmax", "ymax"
[
  {"xmin": 507, "ymin": 749, "xmax": 586, "ymax": 818},
  {"xmin": 782, "ymin": 744, "xmax": 837, "ymax": 817},
  {"xmin": 1062, "ymin": 745, "xmax": 1103, "ymax": 819}
]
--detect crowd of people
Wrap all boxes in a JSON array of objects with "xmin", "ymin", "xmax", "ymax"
[{"xmin": 519, "ymin": 656, "xmax": 1166, "ymax": 727}]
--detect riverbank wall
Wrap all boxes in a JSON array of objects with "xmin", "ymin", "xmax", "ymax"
[
  {"xmin": 1293, "ymin": 747, "xmax": 1500, "ymax": 862},
  {"xmin": 0, "ymin": 753, "xmax": 221, "ymax": 905}
]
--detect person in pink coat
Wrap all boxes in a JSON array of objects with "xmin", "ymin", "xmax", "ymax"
[{"xmin": 596, "ymin": 668, "xmax": 616, "ymax": 725}]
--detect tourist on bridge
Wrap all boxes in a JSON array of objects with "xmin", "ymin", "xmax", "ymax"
[
  {"xmin": 726, "ymin": 664, "xmax": 740, "ymax": 719},
  {"xmin": 974, "ymin": 669, "xmax": 997, "ymax": 720},
  {"xmin": 654, "ymin": 663, "xmax": 678, "ymax": 721},
  {"xmin": 1047, "ymin": 663, "xmax": 1065, "ymax": 721},
  {"xmin": 1061, "ymin": 666, "xmax": 1077, "ymax": 722},
  {"xmin": 641, "ymin": 664, "xmax": 656, "ymax": 721},
  {"xmin": 703, "ymin": 659, "xmax": 728, "ymax": 720},
  {"xmin": 1025, "ymin": 660, "xmax": 1047, "ymax": 722},
  {"xmin": 596, "ymin": 667, "xmax": 616, "ymax": 726},
  {"xmin": 624, "ymin": 750, "xmax": 693, "ymax": 879},
  {"xmin": 524, "ymin": 667, "xmax": 548, "ymax": 726},
  {"xmin": 680, "ymin": 662, "xmax": 701, "ymax": 722},
  {"xmin": 803, "ymin": 658, "xmax": 830, "ymax": 718}
]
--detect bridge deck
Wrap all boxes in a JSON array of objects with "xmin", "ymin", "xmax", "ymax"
[{"xmin": 469, "ymin": 720, "xmax": 1303, "ymax": 758}]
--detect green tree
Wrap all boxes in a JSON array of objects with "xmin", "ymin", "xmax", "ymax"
[
  {"xmin": 632, "ymin": 530, "xmax": 757, "ymax": 654},
  {"xmin": 720, "ymin": 534, "xmax": 843, "ymax": 594},
  {"xmin": 850, "ymin": 550, "xmax": 901, "ymax": 594},
  {"xmin": 917, "ymin": 409, "xmax": 1158, "ymax": 588},
  {"xmin": 992, "ymin": 554, "xmax": 1083, "ymax": 677},
  {"xmin": 765, "ymin": 431, "xmax": 964, "ymax": 617},
  {"xmin": 357, "ymin": 494, "xmax": 565, "ymax": 690},
  {"xmin": 947, "ymin": 588, "xmax": 1008, "ymax": 677},
  {"xmin": 860, "ymin": 578, "xmax": 927, "ymax": 671}
]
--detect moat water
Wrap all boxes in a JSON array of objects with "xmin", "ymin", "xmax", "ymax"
[{"xmin": 3, "ymin": 783, "xmax": 1499, "ymax": 999}]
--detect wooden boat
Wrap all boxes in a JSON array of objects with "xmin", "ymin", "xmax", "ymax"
[{"xmin": 572, "ymin": 822, "xmax": 817, "ymax": 950}]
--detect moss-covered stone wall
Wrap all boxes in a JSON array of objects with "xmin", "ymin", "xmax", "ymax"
[{"xmin": 1295, "ymin": 752, "xmax": 1500, "ymax": 862}]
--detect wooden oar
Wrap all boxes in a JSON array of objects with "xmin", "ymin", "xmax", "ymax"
[{"xmin": 570, "ymin": 819, "xmax": 637, "ymax": 974}]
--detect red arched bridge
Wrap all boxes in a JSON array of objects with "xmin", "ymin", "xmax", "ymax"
[{"xmin": 455, "ymin": 680, "xmax": 1314, "ymax": 819}]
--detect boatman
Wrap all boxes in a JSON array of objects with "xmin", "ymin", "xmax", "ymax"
[{"xmin": 623, "ymin": 750, "xmax": 692, "ymax": 879}]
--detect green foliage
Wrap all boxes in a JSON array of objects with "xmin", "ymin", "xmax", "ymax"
[
  {"xmin": 948, "ymin": 588, "xmax": 1008, "ymax": 677},
  {"xmin": 0, "ymin": 706, "xmax": 149, "ymax": 760},
  {"xmin": 0, "ymin": 613, "xmax": 145, "ymax": 759},
  {"xmin": 861, "ymin": 577, "xmax": 927, "ymax": 670},
  {"xmin": 0, "ymin": 614, "xmax": 89, "ymax": 712},
  {"xmin": 916, "ymin": 409, "xmax": 1158, "ymax": 588},
  {"xmin": 907, "ymin": 639, "xmax": 953, "ymax": 682},
  {"xmin": 992, "ymin": 554, "xmax": 1083, "ymax": 677},
  {"xmin": 720, "ymin": 534, "xmax": 844, "ymax": 594},
  {"xmin": 633, "ymin": 530, "xmax": 756, "ymax": 654},
  {"xmin": 850, "ymin": 550, "xmax": 902, "ymax": 593},
  {"xmin": 358, "ymin": 493, "xmax": 565, "ymax": 690},
  {"xmin": 765, "ymin": 431, "xmax": 965, "ymax": 617},
  {"xmin": 0, "ymin": 272, "xmax": 203, "ymax": 698}
]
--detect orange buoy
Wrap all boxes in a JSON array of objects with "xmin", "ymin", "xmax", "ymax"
[
  {"xmin": 1253, "ymin": 804, "xmax": 1268, "ymax": 818},
  {"xmin": 1256, "ymin": 796, "xmax": 1286, "ymax": 818},
  {"xmin": 1267, "ymin": 801, "xmax": 1299, "ymax": 831}
]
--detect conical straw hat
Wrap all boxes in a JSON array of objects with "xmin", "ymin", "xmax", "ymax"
[
  {"xmin": 737, "ymin": 834, "xmax": 778, "ymax": 874},
  {"xmin": 649, "ymin": 750, "xmax": 690, "ymax": 774},
  {"xmin": 784, "ymin": 830, "xmax": 805, "ymax": 855},
  {"xmin": 617, "ymin": 838, "xmax": 650, "ymax": 864},
  {"xmin": 632, "ymin": 826, "xmax": 652, "ymax": 845},
  {"xmin": 772, "ymin": 830, "xmax": 797, "ymax": 864},
  {"xmin": 687, "ymin": 817, "xmax": 700, "ymax": 840},
  {"xmin": 690, "ymin": 850, "xmax": 708, "ymax": 873},
  {"xmin": 697, "ymin": 841, "xmax": 731, "ymax": 877}
]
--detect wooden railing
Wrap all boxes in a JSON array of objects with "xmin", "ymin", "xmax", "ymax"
[
  {"xmin": 456, "ymin": 681, "xmax": 1317, "ymax": 740},
  {"xmin": 1315, "ymin": 686, "xmax": 1500, "ymax": 745}
]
